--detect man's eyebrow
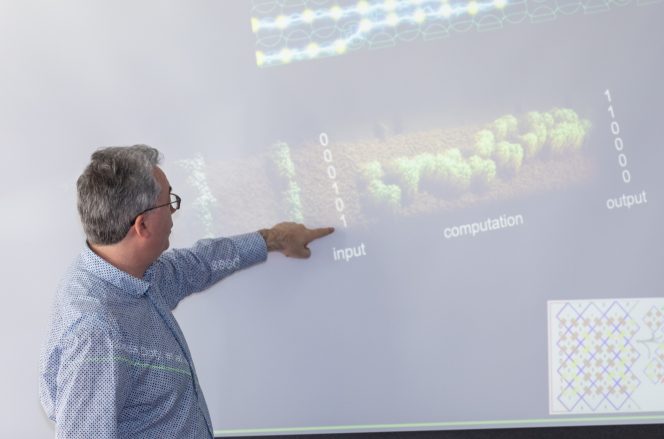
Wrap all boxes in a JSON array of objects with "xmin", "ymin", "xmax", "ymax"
[{"xmin": 169, "ymin": 185, "xmax": 172, "ymax": 192}]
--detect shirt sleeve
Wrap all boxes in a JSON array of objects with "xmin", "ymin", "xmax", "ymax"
[
  {"xmin": 54, "ymin": 324, "xmax": 131, "ymax": 439},
  {"xmin": 151, "ymin": 232, "xmax": 268, "ymax": 310}
]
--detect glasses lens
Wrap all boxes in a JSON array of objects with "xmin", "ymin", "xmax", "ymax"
[{"xmin": 171, "ymin": 193, "xmax": 181, "ymax": 210}]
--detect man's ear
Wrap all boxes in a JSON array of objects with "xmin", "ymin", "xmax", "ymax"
[{"xmin": 131, "ymin": 214, "xmax": 151, "ymax": 240}]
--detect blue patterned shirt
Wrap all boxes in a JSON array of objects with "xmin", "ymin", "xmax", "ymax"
[{"xmin": 39, "ymin": 233, "xmax": 267, "ymax": 438}]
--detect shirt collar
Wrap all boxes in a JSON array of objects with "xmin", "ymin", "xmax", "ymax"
[{"xmin": 80, "ymin": 243, "xmax": 151, "ymax": 297}]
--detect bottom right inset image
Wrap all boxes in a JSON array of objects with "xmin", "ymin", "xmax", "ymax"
[{"xmin": 548, "ymin": 298, "xmax": 664, "ymax": 414}]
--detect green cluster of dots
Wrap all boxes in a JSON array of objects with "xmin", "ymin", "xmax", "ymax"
[
  {"xmin": 271, "ymin": 142, "xmax": 304, "ymax": 222},
  {"xmin": 360, "ymin": 108, "xmax": 591, "ymax": 208}
]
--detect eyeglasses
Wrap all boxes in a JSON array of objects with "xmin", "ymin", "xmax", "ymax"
[{"xmin": 130, "ymin": 193, "xmax": 181, "ymax": 225}]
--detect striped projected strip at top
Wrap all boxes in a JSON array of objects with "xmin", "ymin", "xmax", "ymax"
[{"xmin": 250, "ymin": 0, "xmax": 661, "ymax": 67}]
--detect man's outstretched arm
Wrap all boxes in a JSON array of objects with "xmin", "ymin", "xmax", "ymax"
[{"xmin": 154, "ymin": 223, "xmax": 334, "ymax": 309}]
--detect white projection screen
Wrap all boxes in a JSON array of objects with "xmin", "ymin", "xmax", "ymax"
[{"xmin": 1, "ymin": 0, "xmax": 663, "ymax": 437}]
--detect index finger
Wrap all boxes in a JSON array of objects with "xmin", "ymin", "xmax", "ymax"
[{"xmin": 305, "ymin": 226, "xmax": 335, "ymax": 243}]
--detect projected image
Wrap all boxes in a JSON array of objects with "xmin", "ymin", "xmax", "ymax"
[
  {"xmin": 548, "ymin": 299, "xmax": 664, "ymax": 415},
  {"xmin": 4, "ymin": 0, "xmax": 663, "ymax": 435},
  {"xmin": 177, "ymin": 107, "xmax": 593, "ymax": 235},
  {"xmin": 353, "ymin": 108, "xmax": 590, "ymax": 214},
  {"xmin": 167, "ymin": 2, "xmax": 663, "ymax": 434},
  {"xmin": 251, "ymin": 0, "xmax": 662, "ymax": 67}
]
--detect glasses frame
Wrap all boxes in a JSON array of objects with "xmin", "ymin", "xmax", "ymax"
[{"xmin": 130, "ymin": 192, "xmax": 181, "ymax": 226}]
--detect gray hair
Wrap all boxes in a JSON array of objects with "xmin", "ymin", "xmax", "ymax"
[{"xmin": 77, "ymin": 144, "xmax": 162, "ymax": 245}]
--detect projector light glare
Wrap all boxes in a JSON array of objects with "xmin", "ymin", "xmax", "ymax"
[
  {"xmin": 255, "ymin": 51, "xmax": 265, "ymax": 66},
  {"xmin": 251, "ymin": 17, "xmax": 260, "ymax": 33},
  {"xmin": 280, "ymin": 48, "xmax": 293, "ymax": 63},
  {"xmin": 357, "ymin": 0, "xmax": 370, "ymax": 14},
  {"xmin": 468, "ymin": 1, "xmax": 479, "ymax": 15},
  {"xmin": 359, "ymin": 19, "xmax": 373, "ymax": 32},
  {"xmin": 494, "ymin": 0, "xmax": 507, "ymax": 8},
  {"xmin": 276, "ymin": 15, "xmax": 290, "ymax": 29},
  {"xmin": 414, "ymin": 9, "xmax": 426, "ymax": 23},
  {"xmin": 440, "ymin": 3, "xmax": 453, "ymax": 18},
  {"xmin": 334, "ymin": 39, "xmax": 347, "ymax": 54},
  {"xmin": 306, "ymin": 42, "xmax": 320, "ymax": 57},
  {"xmin": 302, "ymin": 9, "xmax": 315, "ymax": 23},
  {"xmin": 385, "ymin": 0, "xmax": 398, "ymax": 10},
  {"xmin": 330, "ymin": 5, "xmax": 343, "ymax": 20},
  {"xmin": 387, "ymin": 12, "xmax": 399, "ymax": 26}
]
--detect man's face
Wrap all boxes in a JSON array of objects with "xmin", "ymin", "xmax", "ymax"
[{"xmin": 148, "ymin": 166, "xmax": 175, "ymax": 254}]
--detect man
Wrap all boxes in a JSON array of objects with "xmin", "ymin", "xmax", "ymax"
[{"xmin": 39, "ymin": 145, "xmax": 333, "ymax": 438}]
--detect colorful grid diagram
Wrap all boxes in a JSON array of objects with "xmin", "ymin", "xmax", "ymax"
[
  {"xmin": 643, "ymin": 305, "xmax": 664, "ymax": 385},
  {"xmin": 250, "ymin": 0, "xmax": 664, "ymax": 67},
  {"xmin": 548, "ymin": 298, "xmax": 664, "ymax": 414}
]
